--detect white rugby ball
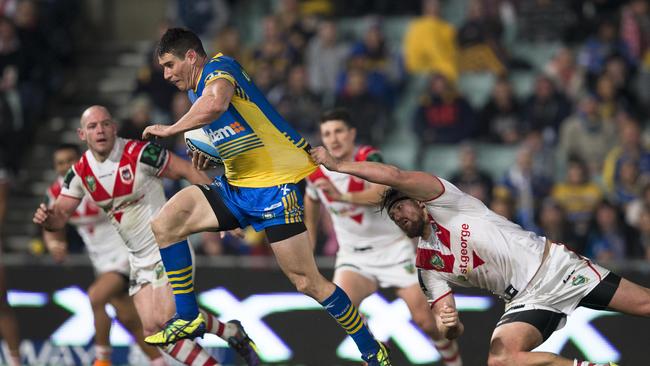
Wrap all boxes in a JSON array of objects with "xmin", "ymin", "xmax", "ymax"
[{"xmin": 184, "ymin": 128, "xmax": 222, "ymax": 164}]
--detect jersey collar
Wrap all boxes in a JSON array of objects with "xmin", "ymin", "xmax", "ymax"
[{"xmin": 193, "ymin": 53, "xmax": 224, "ymax": 93}]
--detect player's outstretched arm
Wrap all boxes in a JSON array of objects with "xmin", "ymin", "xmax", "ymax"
[
  {"xmin": 33, "ymin": 195, "xmax": 80, "ymax": 231},
  {"xmin": 42, "ymin": 229, "xmax": 68, "ymax": 263},
  {"xmin": 310, "ymin": 146, "xmax": 443, "ymax": 202},
  {"xmin": 142, "ymin": 78, "xmax": 235, "ymax": 139},
  {"xmin": 432, "ymin": 293, "xmax": 464, "ymax": 340},
  {"xmin": 162, "ymin": 152, "xmax": 213, "ymax": 185}
]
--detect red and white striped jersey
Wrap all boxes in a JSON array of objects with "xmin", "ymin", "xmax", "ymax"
[
  {"xmin": 416, "ymin": 178, "xmax": 547, "ymax": 304},
  {"xmin": 46, "ymin": 176, "xmax": 128, "ymax": 271},
  {"xmin": 306, "ymin": 146, "xmax": 406, "ymax": 253},
  {"xmin": 61, "ymin": 138, "xmax": 169, "ymax": 268}
]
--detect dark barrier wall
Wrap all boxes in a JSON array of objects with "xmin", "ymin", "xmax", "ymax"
[{"xmin": 3, "ymin": 263, "xmax": 650, "ymax": 365}]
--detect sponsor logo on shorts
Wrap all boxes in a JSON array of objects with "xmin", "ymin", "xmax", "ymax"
[
  {"xmin": 85, "ymin": 176, "xmax": 96, "ymax": 192},
  {"xmin": 264, "ymin": 202, "xmax": 283, "ymax": 211},
  {"xmin": 571, "ymin": 274, "xmax": 589, "ymax": 286},
  {"xmin": 262, "ymin": 212, "xmax": 275, "ymax": 219}
]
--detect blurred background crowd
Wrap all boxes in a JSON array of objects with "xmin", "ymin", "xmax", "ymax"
[{"xmin": 2, "ymin": 0, "xmax": 650, "ymax": 266}]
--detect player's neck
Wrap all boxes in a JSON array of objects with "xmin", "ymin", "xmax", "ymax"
[
  {"xmin": 422, "ymin": 221, "xmax": 433, "ymax": 239},
  {"xmin": 91, "ymin": 149, "xmax": 110, "ymax": 163},
  {"xmin": 190, "ymin": 57, "xmax": 208, "ymax": 90}
]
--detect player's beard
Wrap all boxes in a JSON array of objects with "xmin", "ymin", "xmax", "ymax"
[{"xmin": 403, "ymin": 215, "xmax": 426, "ymax": 238}]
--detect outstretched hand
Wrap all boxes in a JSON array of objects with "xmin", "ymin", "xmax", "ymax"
[
  {"xmin": 142, "ymin": 124, "xmax": 173, "ymax": 140},
  {"xmin": 33, "ymin": 203, "xmax": 50, "ymax": 226},
  {"xmin": 310, "ymin": 146, "xmax": 339, "ymax": 171}
]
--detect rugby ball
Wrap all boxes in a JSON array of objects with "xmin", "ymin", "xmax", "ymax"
[{"xmin": 184, "ymin": 128, "xmax": 222, "ymax": 165}]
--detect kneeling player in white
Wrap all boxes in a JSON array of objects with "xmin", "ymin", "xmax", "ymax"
[
  {"xmin": 305, "ymin": 110, "xmax": 461, "ymax": 365},
  {"xmin": 310, "ymin": 145, "xmax": 650, "ymax": 366},
  {"xmin": 44, "ymin": 143, "xmax": 164, "ymax": 366},
  {"xmin": 34, "ymin": 106, "xmax": 260, "ymax": 366}
]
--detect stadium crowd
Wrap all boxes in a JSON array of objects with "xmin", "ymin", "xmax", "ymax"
[{"xmin": 3, "ymin": 0, "xmax": 650, "ymax": 264}]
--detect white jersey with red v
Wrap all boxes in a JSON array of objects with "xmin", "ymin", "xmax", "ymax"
[
  {"xmin": 417, "ymin": 177, "xmax": 548, "ymax": 304},
  {"xmin": 306, "ymin": 146, "xmax": 405, "ymax": 252},
  {"xmin": 47, "ymin": 177, "xmax": 124, "ymax": 258},
  {"xmin": 60, "ymin": 138, "xmax": 169, "ymax": 267}
]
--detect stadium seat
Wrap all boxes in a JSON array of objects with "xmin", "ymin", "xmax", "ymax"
[
  {"xmin": 509, "ymin": 71, "xmax": 535, "ymax": 99},
  {"xmin": 421, "ymin": 144, "xmax": 460, "ymax": 179},
  {"xmin": 509, "ymin": 42, "xmax": 562, "ymax": 71},
  {"xmin": 458, "ymin": 73, "xmax": 496, "ymax": 109},
  {"xmin": 475, "ymin": 143, "xmax": 518, "ymax": 180}
]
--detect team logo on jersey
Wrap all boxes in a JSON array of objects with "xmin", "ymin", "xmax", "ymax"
[
  {"xmin": 571, "ymin": 274, "xmax": 589, "ymax": 286},
  {"xmin": 119, "ymin": 165, "xmax": 134, "ymax": 184},
  {"xmin": 430, "ymin": 254, "xmax": 445, "ymax": 270},
  {"xmin": 85, "ymin": 176, "xmax": 96, "ymax": 193},
  {"xmin": 403, "ymin": 263, "xmax": 416, "ymax": 274}
]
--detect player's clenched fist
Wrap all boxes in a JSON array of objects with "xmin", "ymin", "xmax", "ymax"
[
  {"xmin": 33, "ymin": 203, "xmax": 51, "ymax": 225},
  {"xmin": 440, "ymin": 305, "xmax": 459, "ymax": 328},
  {"xmin": 310, "ymin": 146, "xmax": 339, "ymax": 170}
]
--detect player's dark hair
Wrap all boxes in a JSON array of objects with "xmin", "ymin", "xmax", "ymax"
[
  {"xmin": 320, "ymin": 108, "xmax": 355, "ymax": 129},
  {"xmin": 156, "ymin": 28, "xmax": 207, "ymax": 59},
  {"xmin": 380, "ymin": 187, "xmax": 411, "ymax": 214},
  {"xmin": 55, "ymin": 143, "xmax": 81, "ymax": 156}
]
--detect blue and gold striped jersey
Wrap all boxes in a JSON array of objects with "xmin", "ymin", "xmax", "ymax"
[{"xmin": 188, "ymin": 53, "xmax": 316, "ymax": 188}]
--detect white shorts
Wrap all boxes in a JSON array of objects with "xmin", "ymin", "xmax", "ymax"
[
  {"xmin": 504, "ymin": 242, "xmax": 609, "ymax": 317},
  {"xmin": 127, "ymin": 246, "xmax": 166, "ymax": 296},
  {"xmin": 334, "ymin": 238, "xmax": 418, "ymax": 289},
  {"xmin": 88, "ymin": 244, "xmax": 130, "ymax": 277}
]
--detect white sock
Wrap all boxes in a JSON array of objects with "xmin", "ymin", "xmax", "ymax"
[
  {"xmin": 95, "ymin": 345, "xmax": 112, "ymax": 361},
  {"xmin": 200, "ymin": 310, "xmax": 237, "ymax": 340},
  {"xmin": 163, "ymin": 339, "xmax": 220, "ymax": 365},
  {"xmin": 433, "ymin": 339, "xmax": 461, "ymax": 366}
]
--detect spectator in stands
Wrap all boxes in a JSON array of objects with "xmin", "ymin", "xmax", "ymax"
[
  {"xmin": 479, "ymin": 76, "xmax": 523, "ymax": 144},
  {"xmin": 626, "ymin": 182, "xmax": 650, "ymax": 228},
  {"xmin": 274, "ymin": 0, "xmax": 317, "ymax": 59},
  {"xmin": 457, "ymin": 0, "xmax": 506, "ymax": 75},
  {"xmin": 636, "ymin": 204, "xmax": 650, "ymax": 260},
  {"xmin": 306, "ymin": 19, "xmax": 348, "ymax": 101},
  {"xmin": 594, "ymin": 74, "xmax": 629, "ymax": 122},
  {"xmin": 522, "ymin": 75, "xmax": 571, "ymax": 145},
  {"xmin": 551, "ymin": 156, "xmax": 603, "ymax": 237},
  {"xmin": 169, "ymin": 0, "xmax": 229, "ymax": 43},
  {"xmin": 251, "ymin": 16, "xmax": 299, "ymax": 86},
  {"xmin": 268, "ymin": 64, "xmax": 321, "ymax": 141},
  {"xmin": 13, "ymin": 0, "xmax": 50, "ymax": 128},
  {"xmin": 522, "ymin": 129, "xmax": 556, "ymax": 181},
  {"xmin": 494, "ymin": 144, "xmax": 552, "ymax": 231},
  {"xmin": 490, "ymin": 196, "xmax": 516, "ymax": 223},
  {"xmin": 133, "ymin": 20, "xmax": 178, "ymax": 120},
  {"xmin": 0, "ymin": 16, "xmax": 20, "ymax": 171},
  {"xmin": 449, "ymin": 143, "xmax": 494, "ymax": 205},
  {"xmin": 118, "ymin": 96, "xmax": 154, "ymax": 143},
  {"xmin": 403, "ymin": 0, "xmax": 458, "ymax": 82},
  {"xmin": 414, "ymin": 73, "xmax": 476, "ymax": 145},
  {"xmin": 251, "ymin": 60, "xmax": 275, "ymax": 96},
  {"xmin": 515, "ymin": 0, "xmax": 575, "ymax": 42},
  {"xmin": 345, "ymin": 18, "xmax": 399, "ymax": 106},
  {"xmin": 611, "ymin": 157, "xmax": 643, "ymax": 207},
  {"xmin": 557, "ymin": 94, "xmax": 616, "ymax": 176},
  {"xmin": 211, "ymin": 26, "xmax": 249, "ymax": 68},
  {"xmin": 585, "ymin": 200, "xmax": 642, "ymax": 262},
  {"xmin": 335, "ymin": 67, "xmax": 388, "ymax": 145},
  {"xmin": 602, "ymin": 116, "xmax": 650, "ymax": 194},
  {"xmin": 544, "ymin": 47, "xmax": 585, "ymax": 101},
  {"xmin": 620, "ymin": 0, "xmax": 650, "ymax": 63},
  {"xmin": 579, "ymin": 18, "xmax": 635, "ymax": 82},
  {"xmin": 536, "ymin": 198, "xmax": 584, "ymax": 254}
]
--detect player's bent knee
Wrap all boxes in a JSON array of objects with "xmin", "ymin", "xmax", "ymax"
[
  {"xmin": 150, "ymin": 210, "xmax": 188, "ymax": 246},
  {"xmin": 87, "ymin": 286, "xmax": 108, "ymax": 310}
]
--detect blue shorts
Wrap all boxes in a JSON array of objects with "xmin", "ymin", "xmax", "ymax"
[{"xmin": 210, "ymin": 175, "xmax": 304, "ymax": 232}]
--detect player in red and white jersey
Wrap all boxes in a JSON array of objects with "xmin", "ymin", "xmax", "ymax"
[
  {"xmin": 309, "ymin": 146, "xmax": 650, "ymax": 366},
  {"xmin": 44, "ymin": 143, "xmax": 163, "ymax": 366},
  {"xmin": 304, "ymin": 109, "xmax": 461, "ymax": 365},
  {"xmin": 33, "ymin": 106, "xmax": 261, "ymax": 366}
]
